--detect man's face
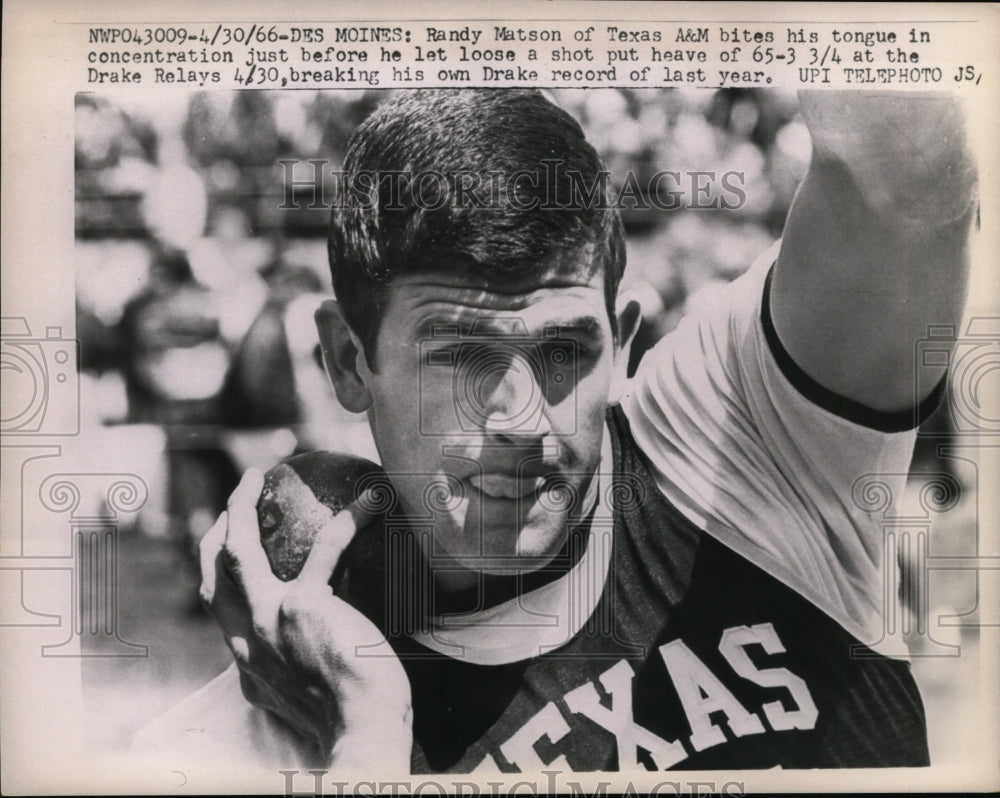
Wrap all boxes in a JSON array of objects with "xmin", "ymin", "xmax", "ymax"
[{"xmin": 360, "ymin": 260, "xmax": 624, "ymax": 579}]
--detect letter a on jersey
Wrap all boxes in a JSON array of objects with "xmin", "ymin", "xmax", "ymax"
[{"xmin": 659, "ymin": 639, "xmax": 766, "ymax": 751}]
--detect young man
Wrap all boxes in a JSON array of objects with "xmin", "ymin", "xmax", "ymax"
[{"xmin": 139, "ymin": 89, "xmax": 977, "ymax": 772}]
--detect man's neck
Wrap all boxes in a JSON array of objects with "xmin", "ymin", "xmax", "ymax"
[{"xmin": 429, "ymin": 520, "xmax": 594, "ymax": 615}]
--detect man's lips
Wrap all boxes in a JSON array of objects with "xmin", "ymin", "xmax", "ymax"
[{"xmin": 467, "ymin": 473, "xmax": 547, "ymax": 500}]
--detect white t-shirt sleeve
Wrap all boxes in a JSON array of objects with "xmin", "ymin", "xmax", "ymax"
[{"xmin": 622, "ymin": 241, "xmax": 938, "ymax": 646}]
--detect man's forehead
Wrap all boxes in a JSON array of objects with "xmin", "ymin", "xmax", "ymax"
[
  {"xmin": 387, "ymin": 273, "xmax": 608, "ymax": 337},
  {"xmin": 418, "ymin": 312, "xmax": 605, "ymax": 341}
]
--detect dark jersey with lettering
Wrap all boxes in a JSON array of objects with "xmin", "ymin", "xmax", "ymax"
[{"xmin": 393, "ymin": 406, "xmax": 929, "ymax": 773}]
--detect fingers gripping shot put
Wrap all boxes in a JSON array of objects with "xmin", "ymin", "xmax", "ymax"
[
  {"xmin": 197, "ymin": 462, "xmax": 411, "ymax": 767},
  {"xmin": 136, "ymin": 89, "xmax": 978, "ymax": 773}
]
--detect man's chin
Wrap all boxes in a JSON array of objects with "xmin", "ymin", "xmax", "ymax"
[
  {"xmin": 448, "ymin": 513, "xmax": 570, "ymax": 575},
  {"xmin": 447, "ymin": 556, "xmax": 559, "ymax": 577}
]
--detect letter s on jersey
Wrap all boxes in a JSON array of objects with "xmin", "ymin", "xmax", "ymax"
[{"xmin": 718, "ymin": 623, "xmax": 819, "ymax": 731}]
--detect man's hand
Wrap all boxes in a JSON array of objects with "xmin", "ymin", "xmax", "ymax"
[{"xmin": 199, "ymin": 468, "xmax": 412, "ymax": 768}]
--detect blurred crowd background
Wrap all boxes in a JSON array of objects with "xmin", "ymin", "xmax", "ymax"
[
  {"xmin": 75, "ymin": 88, "xmax": 811, "ymax": 546},
  {"xmin": 73, "ymin": 89, "xmax": 979, "ymax": 760}
]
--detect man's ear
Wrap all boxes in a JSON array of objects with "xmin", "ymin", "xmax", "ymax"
[
  {"xmin": 607, "ymin": 289, "xmax": 642, "ymax": 406},
  {"xmin": 315, "ymin": 300, "xmax": 373, "ymax": 413}
]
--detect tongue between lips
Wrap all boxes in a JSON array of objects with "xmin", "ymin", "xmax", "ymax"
[{"xmin": 470, "ymin": 473, "xmax": 543, "ymax": 499}]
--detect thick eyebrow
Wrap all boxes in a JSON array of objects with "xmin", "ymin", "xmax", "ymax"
[
  {"xmin": 542, "ymin": 316, "xmax": 604, "ymax": 341},
  {"xmin": 415, "ymin": 315, "xmax": 605, "ymax": 340}
]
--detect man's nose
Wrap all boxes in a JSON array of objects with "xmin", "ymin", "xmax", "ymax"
[{"xmin": 475, "ymin": 352, "xmax": 551, "ymax": 439}]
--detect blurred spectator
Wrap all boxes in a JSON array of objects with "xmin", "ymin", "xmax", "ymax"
[{"xmin": 117, "ymin": 244, "xmax": 240, "ymax": 596}]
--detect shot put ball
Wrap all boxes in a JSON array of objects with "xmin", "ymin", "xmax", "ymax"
[{"xmin": 256, "ymin": 451, "xmax": 383, "ymax": 582}]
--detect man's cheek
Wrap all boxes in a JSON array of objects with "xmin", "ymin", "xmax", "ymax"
[{"xmin": 575, "ymin": 369, "xmax": 613, "ymax": 420}]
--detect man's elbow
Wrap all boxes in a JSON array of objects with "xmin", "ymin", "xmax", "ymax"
[{"xmin": 857, "ymin": 148, "xmax": 977, "ymax": 230}]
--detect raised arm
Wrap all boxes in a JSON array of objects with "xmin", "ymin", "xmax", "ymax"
[{"xmin": 771, "ymin": 91, "xmax": 978, "ymax": 416}]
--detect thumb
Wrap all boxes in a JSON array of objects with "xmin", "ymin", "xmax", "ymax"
[{"xmin": 296, "ymin": 490, "xmax": 376, "ymax": 587}]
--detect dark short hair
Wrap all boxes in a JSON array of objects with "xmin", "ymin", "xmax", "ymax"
[{"xmin": 327, "ymin": 89, "xmax": 626, "ymax": 366}]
